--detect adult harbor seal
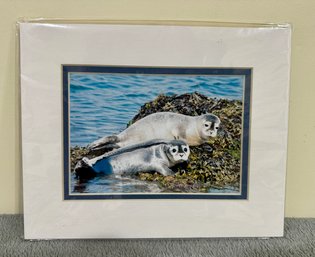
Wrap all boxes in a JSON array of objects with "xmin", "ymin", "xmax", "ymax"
[
  {"xmin": 75, "ymin": 139, "xmax": 190, "ymax": 177},
  {"xmin": 88, "ymin": 112, "xmax": 220, "ymax": 151}
]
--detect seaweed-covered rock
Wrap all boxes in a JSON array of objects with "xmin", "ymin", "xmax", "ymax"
[
  {"xmin": 71, "ymin": 92, "xmax": 242, "ymax": 193},
  {"xmin": 130, "ymin": 92, "xmax": 242, "ymax": 192}
]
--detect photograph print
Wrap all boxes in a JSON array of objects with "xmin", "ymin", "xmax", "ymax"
[{"xmin": 63, "ymin": 66, "xmax": 251, "ymax": 200}]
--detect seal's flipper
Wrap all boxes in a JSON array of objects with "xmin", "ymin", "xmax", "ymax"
[
  {"xmin": 74, "ymin": 158, "xmax": 96, "ymax": 181},
  {"xmin": 88, "ymin": 143, "xmax": 120, "ymax": 154},
  {"xmin": 87, "ymin": 135, "xmax": 119, "ymax": 150},
  {"xmin": 156, "ymin": 166, "xmax": 175, "ymax": 176}
]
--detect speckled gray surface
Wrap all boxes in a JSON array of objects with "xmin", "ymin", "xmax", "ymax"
[{"xmin": 0, "ymin": 215, "xmax": 314, "ymax": 257}]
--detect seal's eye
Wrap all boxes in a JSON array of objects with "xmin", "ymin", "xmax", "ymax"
[
  {"xmin": 183, "ymin": 147, "xmax": 188, "ymax": 152},
  {"xmin": 171, "ymin": 148, "xmax": 177, "ymax": 153},
  {"xmin": 215, "ymin": 127, "xmax": 219, "ymax": 130},
  {"xmin": 204, "ymin": 123, "xmax": 210, "ymax": 127}
]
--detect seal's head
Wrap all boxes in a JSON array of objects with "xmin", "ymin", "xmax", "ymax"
[
  {"xmin": 164, "ymin": 140, "xmax": 190, "ymax": 164},
  {"xmin": 198, "ymin": 113, "xmax": 221, "ymax": 139}
]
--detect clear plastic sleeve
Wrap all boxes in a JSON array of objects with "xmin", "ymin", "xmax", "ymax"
[{"xmin": 18, "ymin": 19, "xmax": 291, "ymax": 239}]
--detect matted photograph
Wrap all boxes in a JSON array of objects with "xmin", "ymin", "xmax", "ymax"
[
  {"xmin": 20, "ymin": 22, "xmax": 291, "ymax": 239},
  {"xmin": 64, "ymin": 66, "xmax": 251, "ymax": 199}
]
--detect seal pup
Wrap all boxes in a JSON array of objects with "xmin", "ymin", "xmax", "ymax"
[
  {"xmin": 88, "ymin": 112, "xmax": 220, "ymax": 151},
  {"xmin": 75, "ymin": 139, "xmax": 190, "ymax": 177}
]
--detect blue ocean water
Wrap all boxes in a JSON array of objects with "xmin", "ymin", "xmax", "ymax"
[{"xmin": 70, "ymin": 73, "xmax": 243, "ymax": 146}]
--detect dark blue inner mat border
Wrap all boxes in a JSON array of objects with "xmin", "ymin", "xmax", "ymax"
[{"xmin": 63, "ymin": 65, "xmax": 252, "ymax": 200}]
